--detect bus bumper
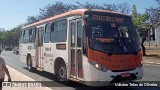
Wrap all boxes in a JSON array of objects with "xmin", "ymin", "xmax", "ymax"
[{"xmin": 85, "ymin": 64, "xmax": 143, "ymax": 86}]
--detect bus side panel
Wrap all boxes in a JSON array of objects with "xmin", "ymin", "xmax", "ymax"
[
  {"xmin": 82, "ymin": 55, "xmax": 106, "ymax": 82},
  {"xmin": 19, "ymin": 44, "xmax": 28, "ymax": 64},
  {"xmin": 43, "ymin": 43, "xmax": 54, "ymax": 73},
  {"xmin": 19, "ymin": 43, "xmax": 36, "ymax": 66},
  {"xmin": 29, "ymin": 44, "xmax": 36, "ymax": 67},
  {"xmin": 82, "ymin": 55, "xmax": 90, "ymax": 81},
  {"xmin": 43, "ymin": 42, "xmax": 68, "ymax": 74}
]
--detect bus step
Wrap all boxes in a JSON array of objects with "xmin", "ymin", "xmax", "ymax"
[
  {"xmin": 69, "ymin": 77, "xmax": 83, "ymax": 82},
  {"xmin": 36, "ymin": 67, "xmax": 43, "ymax": 71}
]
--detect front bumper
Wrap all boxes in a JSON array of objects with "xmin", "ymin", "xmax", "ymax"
[{"xmin": 84, "ymin": 64, "xmax": 143, "ymax": 86}]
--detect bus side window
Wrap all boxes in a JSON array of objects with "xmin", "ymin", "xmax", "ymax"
[
  {"xmin": 22, "ymin": 29, "xmax": 29, "ymax": 44},
  {"xmin": 19, "ymin": 30, "xmax": 23, "ymax": 44},
  {"xmin": 77, "ymin": 20, "xmax": 82, "ymax": 47},
  {"xmin": 30, "ymin": 27, "xmax": 36, "ymax": 43},
  {"xmin": 50, "ymin": 22, "xmax": 54, "ymax": 42},
  {"xmin": 44, "ymin": 23, "xmax": 51, "ymax": 43},
  {"xmin": 22, "ymin": 30, "xmax": 25, "ymax": 43},
  {"xmin": 51, "ymin": 19, "xmax": 67, "ymax": 42},
  {"xmin": 29, "ymin": 28, "xmax": 32, "ymax": 43},
  {"xmin": 83, "ymin": 26, "xmax": 87, "ymax": 56},
  {"xmin": 51, "ymin": 22, "xmax": 57, "ymax": 42}
]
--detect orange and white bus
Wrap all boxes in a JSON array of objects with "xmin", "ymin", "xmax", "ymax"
[{"xmin": 19, "ymin": 9, "xmax": 143, "ymax": 86}]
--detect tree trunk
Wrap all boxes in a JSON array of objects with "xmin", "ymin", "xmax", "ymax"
[{"xmin": 141, "ymin": 37, "xmax": 147, "ymax": 56}]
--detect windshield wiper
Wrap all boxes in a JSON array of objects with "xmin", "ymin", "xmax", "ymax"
[
  {"xmin": 108, "ymin": 25, "xmax": 137, "ymax": 56},
  {"xmin": 107, "ymin": 37, "xmax": 129, "ymax": 56},
  {"xmin": 108, "ymin": 42, "xmax": 116, "ymax": 56},
  {"xmin": 119, "ymin": 28, "xmax": 138, "ymax": 56},
  {"xmin": 122, "ymin": 38, "xmax": 138, "ymax": 55}
]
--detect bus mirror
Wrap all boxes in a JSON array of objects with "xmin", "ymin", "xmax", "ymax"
[
  {"xmin": 83, "ymin": 25, "xmax": 89, "ymax": 36},
  {"xmin": 83, "ymin": 15, "xmax": 89, "ymax": 25},
  {"xmin": 83, "ymin": 15, "xmax": 89, "ymax": 19}
]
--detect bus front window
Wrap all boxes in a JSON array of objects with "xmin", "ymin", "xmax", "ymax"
[{"xmin": 88, "ymin": 21, "xmax": 141, "ymax": 54}]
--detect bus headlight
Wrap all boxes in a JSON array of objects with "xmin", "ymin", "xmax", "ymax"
[{"xmin": 90, "ymin": 60, "xmax": 108, "ymax": 72}]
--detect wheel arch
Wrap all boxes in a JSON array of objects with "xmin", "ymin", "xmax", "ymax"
[
  {"xmin": 26, "ymin": 53, "xmax": 32, "ymax": 65},
  {"xmin": 54, "ymin": 57, "xmax": 66, "ymax": 75}
]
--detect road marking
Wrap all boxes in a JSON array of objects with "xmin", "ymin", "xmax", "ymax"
[
  {"xmin": 144, "ymin": 63, "xmax": 160, "ymax": 67},
  {"xmin": 144, "ymin": 64, "xmax": 151, "ymax": 65},
  {"xmin": 144, "ymin": 61, "xmax": 154, "ymax": 64},
  {"xmin": 144, "ymin": 61, "xmax": 160, "ymax": 65}
]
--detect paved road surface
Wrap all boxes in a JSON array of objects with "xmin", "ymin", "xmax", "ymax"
[{"xmin": 0, "ymin": 51, "xmax": 160, "ymax": 90}]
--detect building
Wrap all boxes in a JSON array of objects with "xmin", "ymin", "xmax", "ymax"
[
  {"xmin": 155, "ymin": 25, "xmax": 160, "ymax": 45},
  {"xmin": 145, "ymin": 25, "xmax": 160, "ymax": 47}
]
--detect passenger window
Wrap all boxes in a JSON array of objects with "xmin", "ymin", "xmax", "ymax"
[
  {"xmin": 51, "ymin": 19, "xmax": 67, "ymax": 42},
  {"xmin": 77, "ymin": 20, "xmax": 82, "ymax": 47},
  {"xmin": 44, "ymin": 23, "xmax": 51, "ymax": 43}
]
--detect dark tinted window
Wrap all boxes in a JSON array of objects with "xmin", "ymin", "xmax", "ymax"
[
  {"xmin": 86, "ymin": 12, "xmax": 141, "ymax": 54},
  {"xmin": 19, "ymin": 30, "xmax": 23, "ymax": 44},
  {"xmin": 77, "ymin": 20, "xmax": 82, "ymax": 47},
  {"xmin": 30, "ymin": 27, "xmax": 36, "ymax": 43},
  {"xmin": 71, "ymin": 22, "xmax": 75, "ymax": 47}
]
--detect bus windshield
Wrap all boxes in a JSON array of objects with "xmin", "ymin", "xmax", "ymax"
[{"xmin": 88, "ymin": 14, "xmax": 141, "ymax": 54}]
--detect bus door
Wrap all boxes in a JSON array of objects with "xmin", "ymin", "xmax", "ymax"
[
  {"xmin": 35, "ymin": 27, "xmax": 44, "ymax": 69},
  {"xmin": 70, "ymin": 19, "xmax": 83, "ymax": 80}
]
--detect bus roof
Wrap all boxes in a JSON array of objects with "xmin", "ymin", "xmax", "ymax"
[{"xmin": 22, "ymin": 9, "xmax": 130, "ymax": 29}]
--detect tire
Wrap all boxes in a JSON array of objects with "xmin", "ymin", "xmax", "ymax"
[
  {"xmin": 27, "ymin": 56, "xmax": 33, "ymax": 72},
  {"xmin": 16, "ymin": 51, "xmax": 18, "ymax": 55},
  {"xmin": 57, "ymin": 63, "xmax": 67, "ymax": 82}
]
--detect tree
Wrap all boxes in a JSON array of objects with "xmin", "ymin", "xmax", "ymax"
[
  {"xmin": 132, "ymin": 5, "xmax": 149, "ymax": 56},
  {"xmin": 27, "ymin": 2, "xmax": 130, "ymax": 24},
  {"xmin": 145, "ymin": 4, "xmax": 160, "ymax": 27},
  {"xmin": 132, "ymin": 14, "xmax": 149, "ymax": 56},
  {"xmin": 27, "ymin": 16, "xmax": 39, "ymax": 24},
  {"xmin": 27, "ymin": 1, "xmax": 78, "ymax": 24},
  {"xmin": 0, "ymin": 26, "xmax": 21, "ymax": 48},
  {"xmin": 132, "ymin": 1, "xmax": 159, "ymax": 56}
]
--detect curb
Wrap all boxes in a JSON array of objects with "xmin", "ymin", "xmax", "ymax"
[{"xmin": 144, "ymin": 61, "xmax": 160, "ymax": 65}]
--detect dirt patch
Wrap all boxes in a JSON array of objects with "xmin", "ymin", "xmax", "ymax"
[{"xmin": 145, "ymin": 50, "xmax": 160, "ymax": 58}]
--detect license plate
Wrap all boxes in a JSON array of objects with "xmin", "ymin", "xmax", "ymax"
[{"xmin": 121, "ymin": 73, "xmax": 130, "ymax": 78}]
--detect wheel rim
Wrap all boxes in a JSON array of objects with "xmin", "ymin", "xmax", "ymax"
[
  {"xmin": 59, "ymin": 66, "xmax": 66, "ymax": 81},
  {"xmin": 28, "ymin": 58, "xmax": 31, "ymax": 70}
]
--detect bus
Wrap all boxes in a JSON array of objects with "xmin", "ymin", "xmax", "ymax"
[{"xmin": 19, "ymin": 9, "xmax": 143, "ymax": 86}]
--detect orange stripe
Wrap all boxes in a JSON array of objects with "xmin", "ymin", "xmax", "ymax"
[
  {"xmin": 22, "ymin": 9, "xmax": 129, "ymax": 29},
  {"xmin": 22, "ymin": 9, "xmax": 87, "ymax": 29}
]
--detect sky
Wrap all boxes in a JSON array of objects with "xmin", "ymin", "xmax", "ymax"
[{"xmin": 0, "ymin": 0, "xmax": 159, "ymax": 30}]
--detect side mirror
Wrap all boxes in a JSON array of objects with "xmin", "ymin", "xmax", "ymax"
[{"xmin": 83, "ymin": 15, "xmax": 89, "ymax": 25}]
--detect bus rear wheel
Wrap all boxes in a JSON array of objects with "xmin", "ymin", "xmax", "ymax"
[
  {"xmin": 57, "ymin": 63, "xmax": 67, "ymax": 82},
  {"xmin": 27, "ymin": 56, "xmax": 33, "ymax": 72}
]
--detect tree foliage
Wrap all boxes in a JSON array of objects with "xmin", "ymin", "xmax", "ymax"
[
  {"xmin": 132, "ymin": 14, "xmax": 149, "ymax": 36},
  {"xmin": 1, "ymin": 2, "xmax": 131, "ymax": 47},
  {"xmin": 132, "ymin": 1, "xmax": 159, "ymax": 56},
  {"xmin": 0, "ymin": 26, "xmax": 21, "ymax": 47},
  {"xmin": 145, "ymin": 6, "xmax": 160, "ymax": 27},
  {"xmin": 27, "ymin": 2, "xmax": 130, "ymax": 24},
  {"xmin": 133, "ymin": 14, "xmax": 149, "ymax": 28},
  {"xmin": 132, "ymin": 13, "xmax": 150, "ymax": 56}
]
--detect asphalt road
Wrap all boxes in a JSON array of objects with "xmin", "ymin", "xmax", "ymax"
[{"xmin": 0, "ymin": 51, "xmax": 160, "ymax": 90}]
